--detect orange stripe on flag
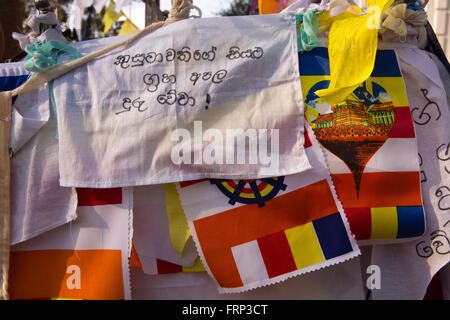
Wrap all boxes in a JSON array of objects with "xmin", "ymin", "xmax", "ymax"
[
  {"xmin": 193, "ymin": 179, "xmax": 338, "ymax": 288},
  {"xmin": 130, "ymin": 245, "xmax": 143, "ymax": 270},
  {"xmin": 9, "ymin": 250, "xmax": 124, "ymax": 300},
  {"xmin": 331, "ymin": 171, "xmax": 422, "ymax": 208}
]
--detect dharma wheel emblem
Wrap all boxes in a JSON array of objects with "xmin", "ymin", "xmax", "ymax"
[{"xmin": 210, "ymin": 177, "xmax": 287, "ymax": 208}]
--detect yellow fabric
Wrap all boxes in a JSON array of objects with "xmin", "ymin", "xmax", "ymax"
[
  {"xmin": 285, "ymin": 223, "xmax": 324, "ymax": 269},
  {"xmin": 182, "ymin": 257, "xmax": 206, "ymax": 272},
  {"xmin": 119, "ymin": 18, "xmax": 140, "ymax": 36},
  {"xmin": 315, "ymin": 0, "xmax": 394, "ymax": 106},
  {"xmin": 163, "ymin": 183, "xmax": 191, "ymax": 257},
  {"xmin": 103, "ymin": 0, "xmax": 123, "ymax": 33},
  {"xmin": 305, "ymin": 105, "xmax": 320, "ymax": 123},
  {"xmin": 380, "ymin": 4, "xmax": 428, "ymax": 48},
  {"xmin": 371, "ymin": 207, "xmax": 398, "ymax": 239}
]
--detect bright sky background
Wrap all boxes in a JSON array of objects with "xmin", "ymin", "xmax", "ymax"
[
  {"xmin": 123, "ymin": 0, "xmax": 234, "ymax": 29},
  {"xmin": 159, "ymin": 0, "xmax": 234, "ymax": 17}
]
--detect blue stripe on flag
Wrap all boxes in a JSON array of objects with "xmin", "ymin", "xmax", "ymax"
[
  {"xmin": 299, "ymin": 48, "xmax": 402, "ymax": 77},
  {"xmin": 0, "ymin": 75, "xmax": 29, "ymax": 92},
  {"xmin": 312, "ymin": 212, "xmax": 353, "ymax": 259},
  {"xmin": 396, "ymin": 206, "xmax": 425, "ymax": 238}
]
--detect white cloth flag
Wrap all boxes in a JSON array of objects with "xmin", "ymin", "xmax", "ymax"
[
  {"xmin": 0, "ymin": 62, "xmax": 77, "ymax": 245},
  {"xmin": 0, "ymin": 62, "xmax": 49, "ymax": 155},
  {"xmin": 67, "ymin": 0, "xmax": 94, "ymax": 41},
  {"xmin": 370, "ymin": 46, "xmax": 450, "ymax": 300},
  {"xmin": 93, "ymin": 0, "xmax": 109, "ymax": 13},
  {"xmin": 10, "ymin": 188, "xmax": 132, "ymax": 300},
  {"xmin": 11, "ymin": 121, "xmax": 78, "ymax": 245},
  {"xmin": 114, "ymin": 0, "xmax": 133, "ymax": 12},
  {"xmin": 53, "ymin": 13, "xmax": 309, "ymax": 188}
]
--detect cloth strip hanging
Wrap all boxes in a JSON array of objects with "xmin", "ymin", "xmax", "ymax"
[
  {"xmin": 315, "ymin": 0, "xmax": 394, "ymax": 106},
  {"xmin": 0, "ymin": 92, "xmax": 12, "ymax": 300},
  {"xmin": 164, "ymin": 183, "xmax": 191, "ymax": 257}
]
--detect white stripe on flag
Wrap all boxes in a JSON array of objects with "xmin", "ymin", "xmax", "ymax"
[
  {"xmin": 323, "ymin": 138, "xmax": 419, "ymax": 174},
  {"xmin": 231, "ymin": 240, "xmax": 269, "ymax": 285},
  {"xmin": 365, "ymin": 138, "xmax": 419, "ymax": 173}
]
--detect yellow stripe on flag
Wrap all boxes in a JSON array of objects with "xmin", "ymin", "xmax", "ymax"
[
  {"xmin": 182, "ymin": 257, "xmax": 206, "ymax": 273},
  {"xmin": 164, "ymin": 183, "xmax": 191, "ymax": 257},
  {"xmin": 119, "ymin": 18, "xmax": 140, "ymax": 36},
  {"xmin": 103, "ymin": 0, "xmax": 122, "ymax": 33},
  {"xmin": 285, "ymin": 222, "xmax": 324, "ymax": 269},
  {"xmin": 371, "ymin": 207, "xmax": 398, "ymax": 239}
]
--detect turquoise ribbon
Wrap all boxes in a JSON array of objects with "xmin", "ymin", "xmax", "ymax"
[
  {"xmin": 295, "ymin": 10, "xmax": 319, "ymax": 53},
  {"xmin": 24, "ymin": 40, "xmax": 82, "ymax": 138}
]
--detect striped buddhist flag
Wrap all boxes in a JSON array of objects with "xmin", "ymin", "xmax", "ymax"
[
  {"xmin": 177, "ymin": 126, "xmax": 359, "ymax": 293},
  {"xmin": 0, "ymin": 62, "xmax": 29, "ymax": 93},
  {"xmin": 130, "ymin": 245, "xmax": 205, "ymax": 275},
  {"xmin": 9, "ymin": 188, "xmax": 132, "ymax": 300},
  {"xmin": 299, "ymin": 47, "xmax": 425, "ymax": 243}
]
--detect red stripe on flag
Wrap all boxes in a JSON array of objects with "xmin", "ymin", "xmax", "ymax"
[
  {"xmin": 130, "ymin": 245, "xmax": 143, "ymax": 270},
  {"xmin": 389, "ymin": 107, "xmax": 415, "ymax": 138},
  {"xmin": 156, "ymin": 259, "xmax": 183, "ymax": 274},
  {"xmin": 179, "ymin": 178, "xmax": 209, "ymax": 188},
  {"xmin": 304, "ymin": 127, "xmax": 312, "ymax": 148},
  {"xmin": 76, "ymin": 188, "xmax": 123, "ymax": 206},
  {"xmin": 257, "ymin": 231, "xmax": 297, "ymax": 278},
  {"xmin": 345, "ymin": 207, "xmax": 372, "ymax": 240}
]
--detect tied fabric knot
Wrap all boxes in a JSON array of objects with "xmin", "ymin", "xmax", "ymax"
[
  {"xmin": 165, "ymin": 0, "xmax": 202, "ymax": 25},
  {"xmin": 24, "ymin": 40, "xmax": 82, "ymax": 73},
  {"xmin": 23, "ymin": 40, "xmax": 82, "ymax": 138},
  {"xmin": 12, "ymin": 11, "xmax": 65, "ymax": 51},
  {"xmin": 295, "ymin": 10, "xmax": 320, "ymax": 52},
  {"xmin": 380, "ymin": 3, "xmax": 428, "ymax": 48}
]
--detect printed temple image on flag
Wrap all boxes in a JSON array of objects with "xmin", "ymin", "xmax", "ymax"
[
  {"xmin": 8, "ymin": 188, "xmax": 132, "ymax": 300},
  {"xmin": 299, "ymin": 47, "xmax": 426, "ymax": 244},
  {"xmin": 176, "ymin": 126, "xmax": 360, "ymax": 293}
]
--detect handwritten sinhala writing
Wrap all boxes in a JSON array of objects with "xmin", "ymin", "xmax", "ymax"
[
  {"xmin": 157, "ymin": 89, "xmax": 196, "ymax": 107},
  {"xmin": 113, "ymin": 44, "xmax": 265, "ymax": 116},
  {"xmin": 143, "ymin": 73, "xmax": 177, "ymax": 92},
  {"xmin": 189, "ymin": 69, "xmax": 227, "ymax": 86},
  {"xmin": 114, "ymin": 46, "xmax": 217, "ymax": 69},
  {"xmin": 225, "ymin": 46, "xmax": 264, "ymax": 60},
  {"xmin": 115, "ymin": 97, "xmax": 147, "ymax": 115},
  {"xmin": 116, "ymin": 91, "xmax": 196, "ymax": 115}
]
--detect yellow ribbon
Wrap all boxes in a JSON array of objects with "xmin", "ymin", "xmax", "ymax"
[
  {"xmin": 103, "ymin": 0, "xmax": 123, "ymax": 33},
  {"xmin": 163, "ymin": 183, "xmax": 191, "ymax": 257},
  {"xmin": 315, "ymin": 0, "xmax": 394, "ymax": 106},
  {"xmin": 119, "ymin": 18, "xmax": 140, "ymax": 36},
  {"xmin": 182, "ymin": 257, "xmax": 206, "ymax": 272}
]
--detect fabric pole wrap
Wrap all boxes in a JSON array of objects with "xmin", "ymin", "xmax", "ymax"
[
  {"xmin": 0, "ymin": 0, "xmax": 200, "ymax": 300},
  {"xmin": 0, "ymin": 91, "xmax": 12, "ymax": 300}
]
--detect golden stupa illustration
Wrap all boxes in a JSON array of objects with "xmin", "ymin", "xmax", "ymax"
[{"xmin": 309, "ymin": 83, "xmax": 395, "ymax": 197}]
